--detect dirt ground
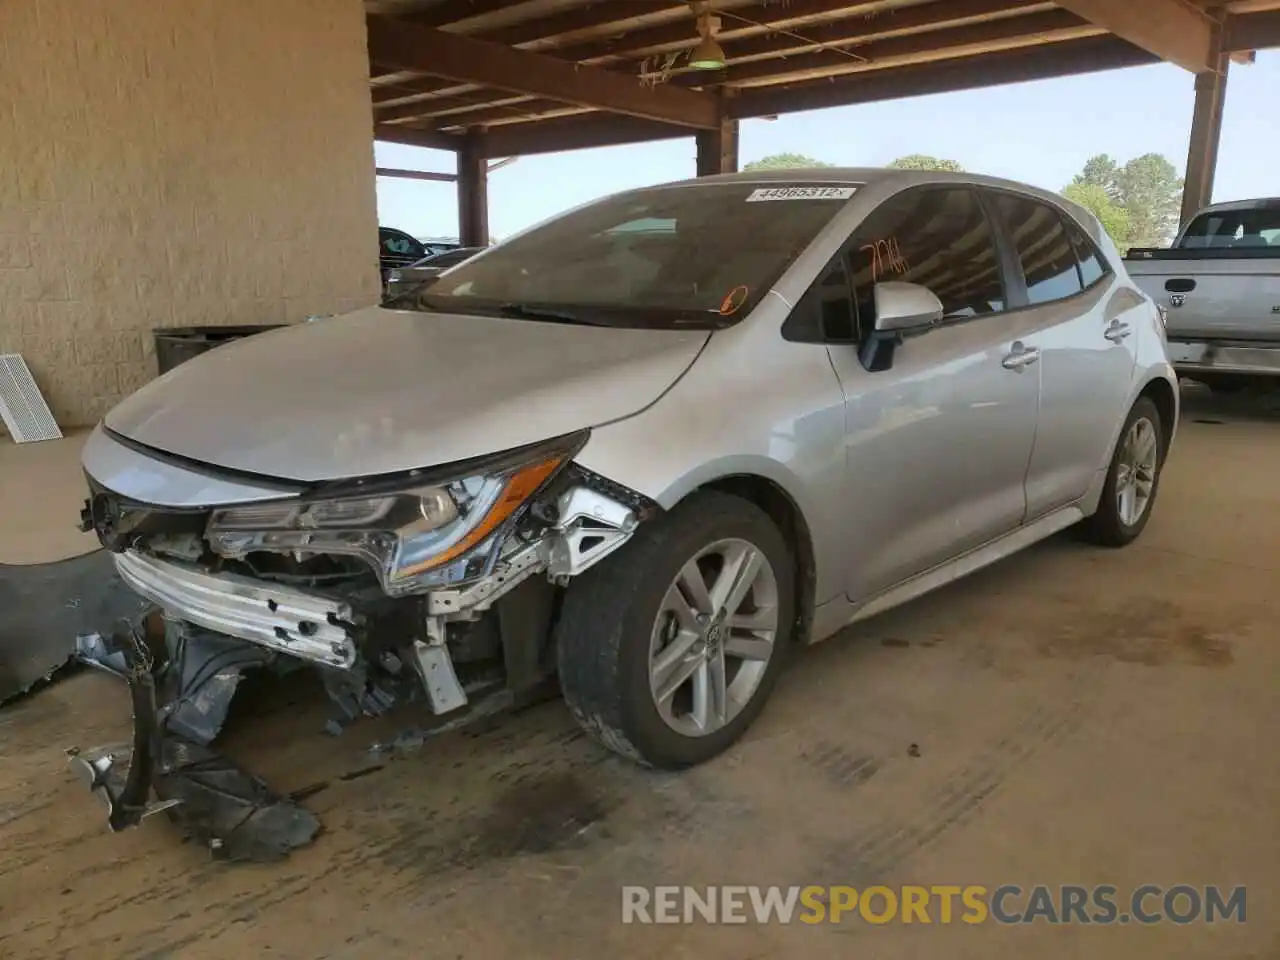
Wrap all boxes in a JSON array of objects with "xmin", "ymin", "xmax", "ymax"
[{"xmin": 1, "ymin": 386, "xmax": 1277, "ymax": 959}]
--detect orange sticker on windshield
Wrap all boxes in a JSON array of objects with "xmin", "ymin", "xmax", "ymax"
[{"xmin": 719, "ymin": 285, "xmax": 750, "ymax": 316}]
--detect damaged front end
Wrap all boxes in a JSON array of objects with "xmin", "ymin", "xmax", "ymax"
[{"xmin": 72, "ymin": 429, "xmax": 655, "ymax": 858}]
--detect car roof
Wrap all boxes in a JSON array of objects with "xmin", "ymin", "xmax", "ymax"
[
  {"xmin": 1187, "ymin": 197, "xmax": 1280, "ymax": 215},
  {"xmin": 650, "ymin": 166, "xmax": 1079, "ymax": 211}
]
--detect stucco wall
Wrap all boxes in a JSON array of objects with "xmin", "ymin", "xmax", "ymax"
[{"xmin": 0, "ymin": 0, "xmax": 380, "ymax": 432}]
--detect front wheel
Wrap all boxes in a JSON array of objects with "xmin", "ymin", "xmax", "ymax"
[
  {"xmin": 1080, "ymin": 397, "xmax": 1165, "ymax": 547},
  {"xmin": 555, "ymin": 491, "xmax": 795, "ymax": 768}
]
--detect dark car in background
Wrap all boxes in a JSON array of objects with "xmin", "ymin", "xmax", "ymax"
[{"xmin": 379, "ymin": 226, "xmax": 428, "ymax": 285}]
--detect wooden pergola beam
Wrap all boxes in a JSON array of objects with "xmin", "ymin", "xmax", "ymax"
[
  {"xmin": 679, "ymin": 9, "xmax": 1095, "ymax": 87},
  {"xmin": 1223, "ymin": 9, "xmax": 1280, "ymax": 51},
  {"xmin": 550, "ymin": 0, "xmax": 892, "ymax": 64},
  {"xmin": 475, "ymin": 33, "xmax": 1161, "ymax": 157},
  {"xmin": 670, "ymin": 0, "xmax": 1047, "ymax": 73},
  {"xmin": 434, "ymin": 100, "xmax": 593, "ymax": 130},
  {"xmin": 731, "ymin": 35, "xmax": 1157, "ymax": 116},
  {"xmin": 468, "ymin": 1, "xmax": 717, "ymax": 50},
  {"xmin": 1051, "ymin": 0, "xmax": 1217, "ymax": 72},
  {"xmin": 480, "ymin": 114, "xmax": 689, "ymax": 158},
  {"xmin": 364, "ymin": 15, "xmax": 721, "ymax": 129},
  {"xmin": 375, "ymin": 167, "xmax": 458, "ymax": 183},
  {"xmin": 373, "ymin": 123, "xmax": 466, "ymax": 152},
  {"xmin": 376, "ymin": 92, "xmax": 525, "ymax": 124}
]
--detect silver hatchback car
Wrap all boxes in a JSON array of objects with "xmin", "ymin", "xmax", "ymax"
[{"xmin": 81, "ymin": 169, "xmax": 1177, "ymax": 784}]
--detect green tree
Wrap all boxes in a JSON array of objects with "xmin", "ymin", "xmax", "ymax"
[
  {"xmin": 1062, "ymin": 182, "xmax": 1131, "ymax": 248},
  {"xmin": 743, "ymin": 153, "xmax": 831, "ymax": 171},
  {"xmin": 1070, "ymin": 153, "xmax": 1182, "ymax": 247},
  {"xmin": 1114, "ymin": 153, "xmax": 1183, "ymax": 247},
  {"xmin": 1073, "ymin": 154, "xmax": 1120, "ymax": 198},
  {"xmin": 887, "ymin": 154, "xmax": 964, "ymax": 172}
]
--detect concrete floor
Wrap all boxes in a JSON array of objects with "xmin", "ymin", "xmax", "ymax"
[
  {"xmin": 1, "ymin": 387, "xmax": 1277, "ymax": 959},
  {"xmin": 0, "ymin": 428, "xmax": 97, "ymax": 564}
]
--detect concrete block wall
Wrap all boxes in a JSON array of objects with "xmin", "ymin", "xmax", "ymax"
[{"xmin": 0, "ymin": 0, "xmax": 381, "ymax": 432}]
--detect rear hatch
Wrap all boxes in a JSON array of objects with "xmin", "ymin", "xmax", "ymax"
[{"xmin": 1125, "ymin": 251, "xmax": 1280, "ymax": 343}]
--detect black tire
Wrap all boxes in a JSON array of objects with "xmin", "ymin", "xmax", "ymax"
[
  {"xmin": 555, "ymin": 490, "xmax": 795, "ymax": 769},
  {"xmin": 1080, "ymin": 397, "xmax": 1164, "ymax": 548}
]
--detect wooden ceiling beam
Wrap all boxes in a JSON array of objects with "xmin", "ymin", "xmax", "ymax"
[
  {"xmin": 403, "ymin": 0, "xmax": 528, "ymax": 28},
  {"xmin": 677, "ymin": 8, "xmax": 1093, "ymax": 86},
  {"xmin": 473, "ymin": 33, "xmax": 1160, "ymax": 157},
  {"xmin": 1051, "ymin": 0, "xmax": 1217, "ymax": 72},
  {"xmin": 373, "ymin": 122, "xmax": 468, "ymax": 152},
  {"xmin": 376, "ymin": 91, "xmax": 529, "ymax": 123},
  {"xmin": 434, "ymin": 99, "xmax": 592, "ymax": 129},
  {"xmin": 365, "ymin": 14, "xmax": 721, "ymax": 128},
  {"xmin": 550, "ymin": 0, "xmax": 894, "ymax": 63},
  {"xmin": 731, "ymin": 34, "xmax": 1157, "ymax": 116},
  {"xmin": 479, "ymin": 114, "xmax": 689, "ymax": 157},
  {"xmin": 658, "ymin": 0, "xmax": 1047, "ymax": 75},
  {"xmin": 1223, "ymin": 8, "xmax": 1280, "ymax": 50},
  {"xmin": 466, "ymin": 1, "xmax": 702, "ymax": 49},
  {"xmin": 371, "ymin": 77, "xmax": 475, "ymax": 107}
]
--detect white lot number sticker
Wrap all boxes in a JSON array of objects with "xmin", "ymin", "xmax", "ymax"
[{"xmin": 745, "ymin": 185, "xmax": 857, "ymax": 202}]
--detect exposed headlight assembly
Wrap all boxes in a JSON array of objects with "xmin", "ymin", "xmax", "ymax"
[{"xmin": 206, "ymin": 434, "xmax": 583, "ymax": 596}]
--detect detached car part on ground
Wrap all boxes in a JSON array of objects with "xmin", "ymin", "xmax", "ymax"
[{"xmin": 74, "ymin": 169, "xmax": 1178, "ymax": 857}]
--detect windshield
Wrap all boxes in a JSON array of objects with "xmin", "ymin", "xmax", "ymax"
[
  {"xmin": 1179, "ymin": 206, "xmax": 1280, "ymax": 249},
  {"xmin": 412, "ymin": 182, "xmax": 858, "ymax": 328}
]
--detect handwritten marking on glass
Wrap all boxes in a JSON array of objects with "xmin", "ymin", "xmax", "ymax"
[{"xmin": 861, "ymin": 236, "xmax": 910, "ymax": 282}]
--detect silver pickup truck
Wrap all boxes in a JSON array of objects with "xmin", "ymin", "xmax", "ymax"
[{"xmin": 1125, "ymin": 198, "xmax": 1280, "ymax": 391}]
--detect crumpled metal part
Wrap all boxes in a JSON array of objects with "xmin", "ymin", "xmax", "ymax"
[
  {"xmin": 69, "ymin": 618, "xmax": 320, "ymax": 862},
  {"xmin": 152, "ymin": 737, "xmax": 320, "ymax": 862}
]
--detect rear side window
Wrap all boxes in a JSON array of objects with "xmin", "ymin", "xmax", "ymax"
[
  {"xmin": 847, "ymin": 187, "xmax": 1005, "ymax": 324},
  {"xmin": 1061, "ymin": 215, "xmax": 1109, "ymax": 289},
  {"xmin": 1180, "ymin": 207, "xmax": 1280, "ymax": 248},
  {"xmin": 991, "ymin": 193, "xmax": 1082, "ymax": 306}
]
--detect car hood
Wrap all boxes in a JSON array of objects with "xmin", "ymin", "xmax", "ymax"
[{"xmin": 105, "ymin": 305, "xmax": 710, "ymax": 482}]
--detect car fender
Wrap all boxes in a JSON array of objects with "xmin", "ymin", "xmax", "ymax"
[{"xmin": 573, "ymin": 307, "xmax": 851, "ymax": 606}]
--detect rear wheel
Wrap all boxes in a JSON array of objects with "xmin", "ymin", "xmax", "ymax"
[
  {"xmin": 555, "ymin": 491, "xmax": 794, "ymax": 768},
  {"xmin": 1080, "ymin": 397, "xmax": 1164, "ymax": 547}
]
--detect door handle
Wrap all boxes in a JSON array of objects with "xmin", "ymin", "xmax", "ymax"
[
  {"xmin": 1001, "ymin": 342, "xmax": 1040, "ymax": 371},
  {"xmin": 1105, "ymin": 321, "xmax": 1132, "ymax": 343}
]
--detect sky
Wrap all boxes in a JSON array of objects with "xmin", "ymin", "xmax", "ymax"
[{"xmin": 374, "ymin": 51, "xmax": 1280, "ymax": 242}]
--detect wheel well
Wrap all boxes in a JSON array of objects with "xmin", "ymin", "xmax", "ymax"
[
  {"xmin": 1139, "ymin": 377, "xmax": 1177, "ymax": 461},
  {"xmin": 699, "ymin": 475, "xmax": 816, "ymax": 643}
]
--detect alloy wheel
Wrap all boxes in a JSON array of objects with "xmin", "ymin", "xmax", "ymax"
[
  {"xmin": 648, "ymin": 538, "xmax": 780, "ymax": 738},
  {"xmin": 1115, "ymin": 416, "xmax": 1159, "ymax": 527}
]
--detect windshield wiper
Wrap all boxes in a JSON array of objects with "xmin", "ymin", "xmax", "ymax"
[{"xmin": 496, "ymin": 303, "xmax": 606, "ymax": 326}]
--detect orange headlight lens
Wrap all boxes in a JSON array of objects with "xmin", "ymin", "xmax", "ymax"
[{"xmin": 395, "ymin": 455, "xmax": 564, "ymax": 577}]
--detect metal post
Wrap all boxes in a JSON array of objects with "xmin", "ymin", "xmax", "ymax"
[
  {"xmin": 1180, "ymin": 55, "xmax": 1229, "ymax": 227},
  {"xmin": 457, "ymin": 133, "xmax": 489, "ymax": 247}
]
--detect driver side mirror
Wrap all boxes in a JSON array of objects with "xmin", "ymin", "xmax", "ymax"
[{"xmin": 872, "ymin": 281, "xmax": 943, "ymax": 337}]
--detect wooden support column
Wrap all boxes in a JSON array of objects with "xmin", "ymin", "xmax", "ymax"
[
  {"xmin": 695, "ymin": 94, "xmax": 739, "ymax": 176},
  {"xmin": 1180, "ymin": 55, "xmax": 1229, "ymax": 227},
  {"xmin": 457, "ymin": 134, "xmax": 489, "ymax": 247}
]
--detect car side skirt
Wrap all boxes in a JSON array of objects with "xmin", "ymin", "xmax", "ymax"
[{"xmin": 809, "ymin": 503, "xmax": 1086, "ymax": 645}]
